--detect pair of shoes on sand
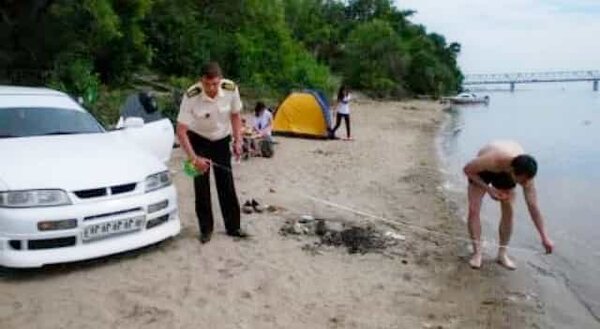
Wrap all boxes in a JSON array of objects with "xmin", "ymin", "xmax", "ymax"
[{"xmin": 242, "ymin": 199, "xmax": 264, "ymax": 214}]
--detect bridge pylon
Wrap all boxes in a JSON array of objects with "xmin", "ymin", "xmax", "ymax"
[
  {"xmin": 510, "ymin": 82, "xmax": 515, "ymax": 92},
  {"xmin": 594, "ymin": 80, "xmax": 598, "ymax": 92}
]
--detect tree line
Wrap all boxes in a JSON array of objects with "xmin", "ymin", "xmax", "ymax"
[{"xmin": 0, "ymin": 0, "xmax": 463, "ymax": 107}]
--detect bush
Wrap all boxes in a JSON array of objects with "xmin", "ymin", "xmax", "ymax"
[
  {"xmin": 47, "ymin": 57, "xmax": 101, "ymax": 107},
  {"xmin": 87, "ymin": 88, "xmax": 129, "ymax": 128}
]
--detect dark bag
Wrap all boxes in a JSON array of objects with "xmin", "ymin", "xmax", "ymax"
[{"xmin": 259, "ymin": 139, "xmax": 274, "ymax": 158}]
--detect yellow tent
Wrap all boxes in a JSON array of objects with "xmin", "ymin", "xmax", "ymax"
[{"xmin": 273, "ymin": 90, "xmax": 332, "ymax": 138}]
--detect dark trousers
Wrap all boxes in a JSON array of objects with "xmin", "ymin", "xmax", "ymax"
[
  {"xmin": 188, "ymin": 132, "xmax": 240, "ymax": 235},
  {"xmin": 332, "ymin": 113, "xmax": 351, "ymax": 138}
]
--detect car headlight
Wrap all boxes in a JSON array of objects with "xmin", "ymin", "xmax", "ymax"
[
  {"xmin": 145, "ymin": 171, "xmax": 172, "ymax": 193},
  {"xmin": 0, "ymin": 190, "xmax": 72, "ymax": 208}
]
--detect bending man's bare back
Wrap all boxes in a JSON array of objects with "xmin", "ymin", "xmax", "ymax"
[{"xmin": 463, "ymin": 140, "xmax": 554, "ymax": 270}]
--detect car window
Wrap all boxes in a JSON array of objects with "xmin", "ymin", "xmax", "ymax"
[
  {"xmin": 119, "ymin": 92, "xmax": 164, "ymax": 124},
  {"xmin": 0, "ymin": 107, "xmax": 105, "ymax": 138}
]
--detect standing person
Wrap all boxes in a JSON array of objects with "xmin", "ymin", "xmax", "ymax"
[
  {"xmin": 463, "ymin": 140, "xmax": 554, "ymax": 269},
  {"xmin": 331, "ymin": 85, "xmax": 352, "ymax": 140},
  {"xmin": 176, "ymin": 62, "xmax": 248, "ymax": 243}
]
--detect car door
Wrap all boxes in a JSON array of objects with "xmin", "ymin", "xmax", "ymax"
[
  {"xmin": 117, "ymin": 118, "xmax": 174, "ymax": 162},
  {"xmin": 113, "ymin": 92, "xmax": 175, "ymax": 163}
]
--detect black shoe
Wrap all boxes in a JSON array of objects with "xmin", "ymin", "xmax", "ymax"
[
  {"xmin": 242, "ymin": 200, "xmax": 253, "ymax": 214},
  {"xmin": 199, "ymin": 232, "xmax": 212, "ymax": 244},
  {"xmin": 251, "ymin": 199, "xmax": 264, "ymax": 213},
  {"xmin": 227, "ymin": 229, "xmax": 250, "ymax": 239}
]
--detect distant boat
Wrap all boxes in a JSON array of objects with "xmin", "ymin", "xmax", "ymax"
[{"xmin": 446, "ymin": 93, "xmax": 490, "ymax": 104}]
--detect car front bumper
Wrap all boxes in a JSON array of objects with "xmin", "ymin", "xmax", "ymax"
[{"xmin": 0, "ymin": 185, "xmax": 180, "ymax": 268}]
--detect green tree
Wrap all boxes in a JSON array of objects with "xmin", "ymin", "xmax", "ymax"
[
  {"xmin": 282, "ymin": 0, "xmax": 462, "ymax": 96},
  {"xmin": 143, "ymin": 0, "xmax": 215, "ymax": 77},
  {"xmin": 346, "ymin": 0, "xmax": 394, "ymax": 22},
  {"xmin": 2, "ymin": 0, "xmax": 463, "ymax": 101},
  {"xmin": 240, "ymin": 0, "xmax": 333, "ymax": 92},
  {"xmin": 283, "ymin": 0, "xmax": 346, "ymax": 64},
  {"xmin": 343, "ymin": 19, "xmax": 409, "ymax": 97}
]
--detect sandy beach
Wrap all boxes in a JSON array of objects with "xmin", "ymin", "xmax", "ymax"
[{"xmin": 0, "ymin": 99, "xmax": 553, "ymax": 328}]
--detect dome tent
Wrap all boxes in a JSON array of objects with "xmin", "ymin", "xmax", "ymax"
[{"xmin": 272, "ymin": 90, "xmax": 332, "ymax": 138}]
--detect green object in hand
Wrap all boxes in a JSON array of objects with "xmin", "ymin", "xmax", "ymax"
[{"xmin": 183, "ymin": 159, "xmax": 202, "ymax": 177}]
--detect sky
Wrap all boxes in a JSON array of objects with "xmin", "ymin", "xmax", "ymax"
[{"xmin": 394, "ymin": 0, "xmax": 600, "ymax": 74}]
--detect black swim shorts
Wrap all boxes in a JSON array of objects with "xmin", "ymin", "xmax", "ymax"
[{"xmin": 472, "ymin": 171, "xmax": 516, "ymax": 190}]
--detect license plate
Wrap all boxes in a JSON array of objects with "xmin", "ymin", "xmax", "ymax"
[{"xmin": 83, "ymin": 216, "xmax": 145, "ymax": 242}]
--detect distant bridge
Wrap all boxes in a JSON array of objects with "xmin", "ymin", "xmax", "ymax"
[{"xmin": 463, "ymin": 70, "xmax": 600, "ymax": 91}]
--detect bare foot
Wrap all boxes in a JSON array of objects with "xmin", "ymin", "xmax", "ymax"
[
  {"xmin": 469, "ymin": 253, "xmax": 482, "ymax": 269},
  {"xmin": 496, "ymin": 253, "xmax": 517, "ymax": 270}
]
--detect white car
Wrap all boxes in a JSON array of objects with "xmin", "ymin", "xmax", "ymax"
[{"xmin": 0, "ymin": 86, "xmax": 181, "ymax": 268}]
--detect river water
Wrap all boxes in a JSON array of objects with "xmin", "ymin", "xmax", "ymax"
[{"xmin": 438, "ymin": 83, "xmax": 600, "ymax": 324}]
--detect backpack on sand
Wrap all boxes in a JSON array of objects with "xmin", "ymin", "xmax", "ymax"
[{"xmin": 259, "ymin": 139, "xmax": 274, "ymax": 158}]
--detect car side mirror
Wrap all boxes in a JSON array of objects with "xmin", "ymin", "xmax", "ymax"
[{"xmin": 123, "ymin": 117, "xmax": 145, "ymax": 129}]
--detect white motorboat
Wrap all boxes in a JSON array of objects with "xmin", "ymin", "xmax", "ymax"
[{"xmin": 447, "ymin": 93, "xmax": 490, "ymax": 104}]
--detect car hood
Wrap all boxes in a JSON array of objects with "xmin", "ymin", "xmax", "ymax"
[{"xmin": 0, "ymin": 133, "xmax": 167, "ymax": 191}]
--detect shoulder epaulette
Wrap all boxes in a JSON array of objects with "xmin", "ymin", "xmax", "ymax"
[
  {"xmin": 221, "ymin": 79, "xmax": 236, "ymax": 92},
  {"xmin": 186, "ymin": 84, "xmax": 202, "ymax": 98}
]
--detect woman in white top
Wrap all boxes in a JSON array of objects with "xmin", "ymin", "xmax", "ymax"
[
  {"xmin": 252, "ymin": 101, "xmax": 272, "ymax": 140},
  {"xmin": 331, "ymin": 85, "xmax": 352, "ymax": 140}
]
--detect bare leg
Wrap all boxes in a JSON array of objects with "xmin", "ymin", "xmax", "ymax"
[
  {"xmin": 467, "ymin": 182, "xmax": 486, "ymax": 269},
  {"xmin": 497, "ymin": 191, "xmax": 516, "ymax": 270}
]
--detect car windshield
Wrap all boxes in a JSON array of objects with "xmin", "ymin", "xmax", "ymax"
[{"xmin": 0, "ymin": 107, "xmax": 105, "ymax": 138}]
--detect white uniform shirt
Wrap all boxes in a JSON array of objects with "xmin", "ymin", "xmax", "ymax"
[
  {"xmin": 177, "ymin": 79, "xmax": 243, "ymax": 141},
  {"xmin": 336, "ymin": 93, "xmax": 351, "ymax": 115},
  {"xmin": 252, "ymin": 110, "xmax": 273, "ymax": 136}
]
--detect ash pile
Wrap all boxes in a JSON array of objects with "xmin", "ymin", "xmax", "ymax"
[{"xmin": 280, "ymin": 215, "xmax": 405, "ymax": 254}]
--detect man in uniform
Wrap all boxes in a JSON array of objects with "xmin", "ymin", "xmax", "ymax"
[
  {"xmin": 463, "ymin": 140, "xmax": 553, "ymax": 269},
  {"xmin": 176, "ymin": 62, "xmax": 247, "ymax": 243}
]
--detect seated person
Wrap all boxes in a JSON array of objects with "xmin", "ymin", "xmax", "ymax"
[
  {"xmin": 253, "ymin": 101, "xmax": 272, "ymax": 140},
  {"xmin": 252, "ymin": 101, "xmax": 274, "ymax": 157},
  {"xmin": 241, "ymin": 117, "xmax": 261, "ymax": 158}
]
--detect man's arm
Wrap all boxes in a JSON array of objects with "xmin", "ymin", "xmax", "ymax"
[
  {"xmin": 230, "ymin": 113, "xmax": 242, "ymax": 160},
  {"xmin": 464, "ymin": 155, "xmax": 496, "ymax": 190},
  {"xmin": 175, "ymin": 95, "xmax": 197, "ymax": 160},
  {"xmin": 231, "ymin": 112, "xmax": 242, "ymax": 143},
  {"xmin": 523, "ymin": 181, "xmax": 554, "ymax": 253},
  {"xmin": 176, "ymin": 123, "xmax": 211, "ymax": 172},
  {"xmin": 175, "ymin": 92, "xmax": 211, "ymax": 172},
  {"xmin": 176, "ymin": 123, "xmax": 196, "ymax": 159},
  {"xmin": 230, "ymin": 84, "xmax": 243, "ymax": 159}
]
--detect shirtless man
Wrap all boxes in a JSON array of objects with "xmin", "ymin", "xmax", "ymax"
[{"xmin": 463, "ymin": 140, "xmax": 554, "ymax": 270}]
